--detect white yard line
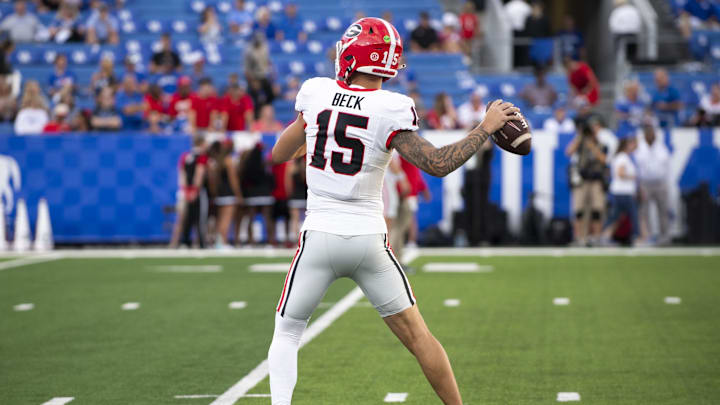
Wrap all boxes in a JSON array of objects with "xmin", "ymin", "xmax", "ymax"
[
  {"xmin": 175, "ymin": 395, "xmax": 219, "ymax": 399},
  {"xmin": 553, "ymin": 298, "xmax": 570, "ymax": 306},
  {"xmin": 175, "ymin": 393, "xmax": 270, "ymax": 400},
  {"xmin": 41, "ymin": 398, "xmax": 75, "ymax": 405},
  {"xmin": 209, "ymin": 287, "xmax": 365, "ymax": 405},
  {"xmin": 149, "ymin": 265, "xmax": 223, "ymax": 273},
  {"xmin": 13, "ymin": 303, "xmax": 34, "ymax": 311},
  {"xmin": 423, "ymin": 262, "xmax": 493, "ymax": 273},
  {"xmin": 417, "ymin": 247, "xmax": 720, "ymax": 257},
  {"xmin": 249, "ymin": 263, "xmax": 290, "ymax": 273},
  {"xmin": 664, "ymin": 296, "xmax": 682, "ymax": 304},
  {"xmin": 228, "ymin": 301, "xmax": 247, "ymax": 309},
  {"xmin": 444, "ymin": 299, "xmax": 461, "ymax": 307},
  {"xmin": 0, "ymin": 254, "xmax": 62, "ymax": 271},
  {"xmin": 0, "ymin": 249, "xmax": 295, "ymax": 259},
  {"xmin": 121, "ymin": 302, "xmax": 140, "ymax": 311},
  {"xmin": 384, "ymin": 392, "xmax": 409, "ymax": 402},
  {"xmin": 0, "ymin": 246, "xmax": 717, "ymax": 261},
  {"xmin": 557, "ymin": 392, "xmax": 581, "ymax": 402}
]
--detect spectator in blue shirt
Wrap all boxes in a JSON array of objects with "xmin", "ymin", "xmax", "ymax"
[
  {"xmin": 679, "ymin": 0, "xmax": 719, "ymax": 38},
  {"xmin": 86, "ymin": 3, "xmax": 119, "ymax": 45},
  {"xmin": 556, "ymin": 15, "xmax": 585, "ymax": 60},
  {"xmin": 228, "ymin": 0, "xmax": 253, "ymax": 37},
  {"xmin": 684, "ymin": 0, "xmax": 715, "ymax": 21},
  {"xmin": 277, "ymin": 3, "xmax": 307, "ymax": 42},
  {"xmin": 650, "ymin": 68, "xmax": 682, "ymax": 127},
  {"xmin": 116, "ymin": 74, "xmax": 144, "ymax": 130},
  {"xmin": 48, "ymin": 54, "xmax": 76, "ymax": 97},
  {"xmin": 615, "ymin": 80, "xmax": 648, "ymax": 137},
  {"xmin": 151, "ymin": 71, "xmax": 180, "ymax": 95},
  {"xmin": 122, "ymin": 57, "xmax": 148, "ymax": 93},
  {"xmin": 253, "ymin": 7, "xmax": 278, "ymax": 41}
]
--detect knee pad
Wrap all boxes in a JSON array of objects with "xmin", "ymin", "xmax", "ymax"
[
  {"xmin": 575, "ymin": 211, "xmax": 584, "ymax": 220},
  {"xmin": 273, "ymin": 313, "xmax": 308, "ymax": 345},
  {"xmin": 591, "ymin": 210, "xmax": 602, "ymax": 221}
]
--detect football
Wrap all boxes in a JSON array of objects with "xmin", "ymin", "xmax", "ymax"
[{"xmin": 486, "ymin": 103, "xmax": 532, "ymax": 155}]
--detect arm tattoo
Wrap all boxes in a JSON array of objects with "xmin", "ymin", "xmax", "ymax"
[{"xmin": 390, "ymin": 128, "xmax": 491, "ymax": 177}]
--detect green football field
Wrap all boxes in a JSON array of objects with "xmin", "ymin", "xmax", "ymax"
[{"xmin": 1, "ymin": 250, "xmax": 719, "ymax": 405}]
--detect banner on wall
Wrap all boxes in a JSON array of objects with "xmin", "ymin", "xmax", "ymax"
[
  {"xmin": 0, "ymin": 128, "xmax": 718, "ymax": 243},
  {"xmin": 417, "ymin": 127, "xmax": 720, "ymax": 235}
]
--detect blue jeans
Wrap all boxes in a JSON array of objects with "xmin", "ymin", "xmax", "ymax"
[{"xmin": 606, "ymin": 194, "xmax": 638, "ymax": 238}]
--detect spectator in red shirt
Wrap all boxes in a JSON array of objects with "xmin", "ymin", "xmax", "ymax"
[
  {"xmin": 565, "ymin": 55, "xmax": 600, "ymax": 106},
  {"xmin": 271, "ymin": 160, "xmax": 291, "ymax": 246},
  {"xmin": 143, "ymin": 83, "xmax": 167, "ymax": 134},
  {"xmin": 168, "ymin": 76, "xmax": 194, "ymax": 119},
  {"xmin": 250, "ymin": 104, "xmax": 283, "ymax": 132},
  {"xmin": 426, "ymin": 92, "xmax": 460, "ymax": 129},
  {"xmin": 43, "ymin": 103, "xmax": 72, "ymax": 133},
  {"xmin": 219, "ymin": 83, "xmax": 254, "ymax": 131},
  {"xmin": 459, "ymin": 2, "xmax": 481, "ymax": 57},
  {"xmin": 189, "ymin": 77, "xmax": 221, "ymax": 134}
]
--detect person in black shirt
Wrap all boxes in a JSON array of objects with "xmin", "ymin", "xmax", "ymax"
[
  {"xmin": 150, "ymin": 33, "xmax": 181, "ymax": 74},
  {"xmin": 410, "ymin": 11, "xmax": 439, "ymax": 52},
  {"xmin": 0, "ymin": 31, "xmax": 14, "ymax": 76},
  {"xmin": 175, "ymin": 136, "xmax": 209, "ymax": 248}
]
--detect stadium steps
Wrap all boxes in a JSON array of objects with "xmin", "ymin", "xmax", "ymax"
[{"xmin": 646, "ymin": 0, "xmax": 691, "ymax": 63}]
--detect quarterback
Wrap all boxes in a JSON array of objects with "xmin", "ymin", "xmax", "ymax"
[{"xmin": 268, "ymin": 17, "xmax": 519, "ymax": 405}]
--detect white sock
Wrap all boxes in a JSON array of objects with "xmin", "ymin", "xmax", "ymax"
[{"xmin": 268, "ymin": 312, "xmax": 307, "ymax": 405}]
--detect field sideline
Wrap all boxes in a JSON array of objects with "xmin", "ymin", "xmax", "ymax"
[{"xmin": 1, "ymin": 248, "xmax": 719, "ymax": 404}]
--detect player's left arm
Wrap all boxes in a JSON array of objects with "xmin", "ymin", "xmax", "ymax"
[
  {"xmin": 271, "ymin": 113, "xmax": 306, "ymax": 164},
  {"xmin": 391, "ymin": 100, "xmax": 517, "ymax": 177}
]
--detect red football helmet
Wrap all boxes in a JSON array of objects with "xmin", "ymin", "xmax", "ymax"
[{"xmin": 335, "ymin": 17, "xmax": 405, "ymax": 82}]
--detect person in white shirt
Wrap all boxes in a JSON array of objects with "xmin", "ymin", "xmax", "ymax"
[
  {"xmin": 609, "ymin": 0, "xmax": 642, "ymax": 35},
  {"xmin": 504, "ymin": 0, "xmax": 532, "ymax": 31},
  {"xmin": 609, "ymin": 0, "xmax": 642, "ymax": 60},
  {"xmin": 634, "ymin": 124, "xmax": 671, "ymax": 244},
  {"xmin": 504, "ymin": 0, "xmax": 532, "ymax": 67},
  {"xmin": 604, "ymin": 135, "xmax": 639, "ymax": 243},
  {"xmin": 14, "ymin": 80, "xmax": 49, "ymax": 135},
  {"xmin": 0, "ymin": 0, "xmax": 44, "ymax": 43},
  {"xmin": 543, "ymin": 107, "xmax": 576, "ymax": 134},
  {"xmin": 457, "ymin": 88, "xmax": 486, "ymax": 129}
]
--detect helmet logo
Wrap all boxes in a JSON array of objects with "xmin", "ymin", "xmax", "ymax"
[
  {"xmin": 383, "ymin": 35, "xmax": 391, "ymax": 43},
  {"xmin": 370, "ymin": 52, "xmax": 380, "ymax": 62},
  {"xmin": 345, "ymin": 24, "xmax": 362, "ymax": 38}
]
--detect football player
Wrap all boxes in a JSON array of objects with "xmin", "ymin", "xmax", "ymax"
[{"xmin": 268, "ymin": 17, "xmax": 518, "ymax": 405}]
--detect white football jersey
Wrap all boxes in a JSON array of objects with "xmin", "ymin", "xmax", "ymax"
[{"xmin": 295, "ymin": 77, "xmax": 419, "ymax": 235}]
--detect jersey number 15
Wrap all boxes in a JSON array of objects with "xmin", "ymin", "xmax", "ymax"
[{"xmin": 309, "ymin": 110, "xmax": 367, "ymax": 176}]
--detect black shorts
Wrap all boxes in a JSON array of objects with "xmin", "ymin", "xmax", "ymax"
[{"xmin": 273, "ymin": 199, "xmax": 289, "ymax": 219}]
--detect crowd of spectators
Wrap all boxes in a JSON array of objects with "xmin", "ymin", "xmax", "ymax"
[
  {"xmin": 170, "ymin": 135, "xmax": 307, "ymax": 249},
  {"xmin": 1, "ymin": 0, "xmax": 319, "ymax": 135},
  {"xmin": 409, "ymin": 5, "xmax": 483, "ymax": 60},
  {"xmin": 676, "ymin": 0, "xmax": 720, "ymax": 39},
  {"xmin": 1, "ymin": 0, "xmax": 489, "ymax": 137}
]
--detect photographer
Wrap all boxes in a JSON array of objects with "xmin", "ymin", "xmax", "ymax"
[{"xmin": 566, "ymin": 120, "xmax": 608, "ymax": 246}]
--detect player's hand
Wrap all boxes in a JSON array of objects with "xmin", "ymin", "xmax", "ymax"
[{"xmin": 478, "ymin": 100, "xmax": 520, "ymax": 134}]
